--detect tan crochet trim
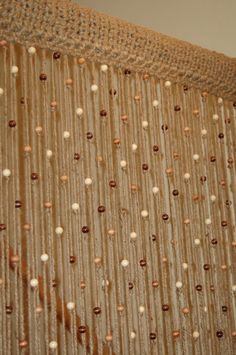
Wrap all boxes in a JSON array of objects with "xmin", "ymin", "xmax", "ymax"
[{"xmin": 0, "ymin": 0, "xmax": 236, "ymax": 101}]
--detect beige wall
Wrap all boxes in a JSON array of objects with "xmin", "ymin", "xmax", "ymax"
[{"xmin": 76, "ymin": 0, "xmax": 236, "ymax": 58}]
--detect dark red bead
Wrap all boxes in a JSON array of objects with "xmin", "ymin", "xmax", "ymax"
[
  {"xmin": 162, "ymin": 304, "xmax": 169, "ymax": 311},
  {"xmin": 222, "ymin": 306, "xmax": 227, "ymax": 312},
  {"xmin": 174, "ymin": 105, "xmax": 181, "ymax": 111},
  {"xmin": 86, "ymin": 132, "xmax": 93, "ymax": 139},
  {"xmin": 218, "ymin": 133, "xmax": 224, "ymax": 139},
  {"xmin": 128, "ymin": 282, "xmax": 134, "ymax": 290},
  {"xmin": 140, "ymin": 259, "xmax": 146, "ymax": 267},
  {"xmin": 221, "ymin": 221, "xmax": 227, "ymax": 227},
  {"xmin": 142, "ymin": 163, "xmax": 149, "ymax": 171},
  {"xmin": 124, "ymin": 69, "xmax": 131, "ymax": 76},
  {"xmin": 9, "ymin": 120, "xmax": 16, "ymax": 127},
  {"xmin": 6, "ymin": 305, "xmax": 13, "ymax": 314},
  {"xmin": 15, "ymin": 200, "xmax": 22, "ymax": 208},
  {"xmin": 210, "ymin": 156, "xmax": 216, "ymax": 162},
  {"xmin": 109, "ymin": 180, "xmax": 116, "ymax": 188},
  {"xmin": 195, "ymin": 285, "xmax": 202, "ymax": 291},
  {"xmin": 74, "ymin": 153, "xmax": 80, "ymax": 160},
  {"xmin": 98, "ymin": 206, "xmax": 105, "ymax": 213},
  {"xmin": 0, "ymin": 224, "xmax": 6, "ymax": 231},
  {"xmin": 161, "ymin": 124, "xmax": 168, "ymax": 131},
  {"xmin": 150, "ymin": 332, "xmax": 157, "ymax": 340},
  {"xmin": 153, "ymin": 145, "xmax": 159, "ymax": 152},
  {"xmin": 109, "ymin": 89, "xmax": 117, "ymax": 96},
  {"xmin": 82, "ymin": 226, "xmax": 89, "ymax": 233},
  {"xmin": 39, "ymin": 73, "xmax": 47, "ymax": 81},
  {"xmin": 78, "ymin": 325, "xmax": 86, "ymax": 333},
  {"xmin": 172, "ymin": 189, "xmax": 179, "ymax": 196},
  {"xmin": 162, "ymin": 213, "xmax": 169, "ymax": 221},
  {"xmin": 53, "ymin": 52, "xmax": 61, "ymax": 59},
  {"xmin": 216, "ymin": 331, "xmax": 224, "ymax": 338},
  {"xmin": 69, "ymin": 256, "xmax": 76, "ymax": 264},
  {"xmin": 100, "ymin": 109, "xmax": 107, "ymax": 117},
  {"xmin": 93, "ymin": 307, "xmax": 101, "ymax": 315},
  {"xmin": 211, "ymin": 239, "xmax": 218, "ymax": 245},
  {"xmin": 31, "ymin": 173, "xmax": 38, "ymax": 180},
  {"xmin": 203, "ymin": 264, "xmax": 210, "ymax": 270}
]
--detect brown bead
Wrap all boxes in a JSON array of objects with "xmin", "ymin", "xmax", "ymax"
[
  {"xmin": 0, "ymin": 224, "xmax": 6, "ymax": 231},
  {"xmin": 31, "ymin": 173, "xmax": 38, "ymax": 180},
  {"xmin": 221, "ymin": 221, "xmax": 227, "ymax": 227},
  {"xmin": 210, "ymin": 156, "xmax": 216, "ymax": 162},
  {"xmin": 195, "ymin": 285, "xmax": 202, "ymax": 291},
  {"xmin": 52, "ymin": 279, "xmax": 57, "ymax": 287},
  {"xmin": 201, "ymin": 91, "xmax": 208, "ymax": 98},
  {"xmin": 142, "ymin": 163, "xmax": 149, "ymax": 171},
  {"xmin": 100, "ymin": 109, "xmax": 107, "ymax": 117},
  {"xmin": 39, "ymin": 73, "xmax": 47, "ymax": 81},
  {"xmin": 152, "ymin": 234, "xmax": 157, "ymax": 241},
  {"xmin": 161, "ymin": 124, "xmax": 168, "ymax": 131},
  {"xmin": 20, "ymin": 97, "xmax": 25, "ymax": 104},
  {"xmin": 218, "ymin": 133, "xmax": 224, "ymax": 139},
  {"xmin": 128, "ymin": 282, "xmax": 134, "ymax": 290},
  {"xmin": 10, "ymin": 255, "xmax": 20, "ymax": 265},
  {"xmin": 78, "ymin": 325, "xmax": 86, "ymax": 333},
  {"xmin": 15, "ymin": 200, "xmax": 22, "ymax": 208},
  {"xmin": 8, "ymin": 120, "xmax": 16, "ymax": 127},
  {"xmin": 87, "ymin": 132, "xmax": 93, "ymax": 140},
  {"xmin": 117, "ymin": 304, "xmax": 124, "ymax": 312},
  {"xmin": 53, "ymin": 52, "xmax": 61, "ymax": 59},
  {"xmin": 182, "ymin": 307, "xmax": 190, "ymax": 314},
  {"xmin": 121, "ymin": 115, "xmax": 128, "ymax": 122},
  {"xmin": 44, "ymin": 202, "xmax": 52, "ymax": 208},
  {"xmin": 93, "ymin": 307, "xmax": 101, "ymax": 315},
  {"xmin": 152, "ymin": 280, "xmax": 159, "ymax": 288},
  {"xmin": 105, "ymin": 335, "xmax": 113, "ymax": 342},
  {"xmin": 210, "ymin": 285, "xmax": 215, "ymax": 292},
  {"xmin": 172, "ymin": 330, "xmax": 180, "ymax": 338},
  {"xmin": 222, "ymin": 306, "xmax": 227, "ymax": 312},
  {"xmin": 174, "ymin": 105, "xmax": 181, "ymax": 111},
  {"xmin": 74, "ymin": 153, "xmax": 80, "ymax": 160},
  {"xmin": 23, "ymin": 224, "xmax": 31, "ymax": 230},
  {"xmin": 193, "ymin": 109, "xmax": 200, "ymax": 116},
  {"xmin": 153, "ymin": 145, "xmax": 159, "ymax": 152},
  {"xmin": 19, "ymin": 340, "xmax": 28, "ymax": 348},
  {"xmin": 6, "ymin": 305, "xmax": 13, "ymax": 314},
  {"xmin": 80, "ymin": 281, "xmax": 86, "ymax": 289},
  {"xmin": 70, "ymin": 256, "xmax": 76, "ymax": 264},
  {"xmin": 143, "ymin": 73, "xmax": 150, "ymax": 80},
  {"xmin": 0, "ymin": 40, "xmax": 7, "ymax": 46},
  {"xmin": 124, "ymin": 69, "xmax": 131, "ymax": 76},
  {"xmin": 78, "ymin": 57, "xmax": 86, "ymax": 65},
  {"xmin": 134, "ymin": 95, "xmax": 140, "ymax": 101},
  {"xmin": 66, "ymin": 79, "xmax": 73, "ymax": 86},
  {"xmin": 82, "ymin": 226, "xmax": 89, "ymax": 233},
  {"xmin": 162, "ymin": 304, "xmax": 169, "ymax": 311},
  {"xmin": 172, "ymin": 189, "xmax": 179, "ymax": 196},
  {"xmin": 232, "ymin": 331, "xmax": 236, "ymax": 337},
  {"xmin": 216, "ymin": 331, "xmax": 224, "ymax": 338},
  {"xmin": 140, "ymin": 259, "xmax": 146, "ymax": 267},
  {"xmin": 130, "ymin": 184, "xmax": 138, "ymax": 191},
  {"xmin": 203, "ymin": 264, "xmax": 210, "ymax": 270},
  {"xmin": 60, "ymin": 175, "xmax": 68, "ymax": 182},
  {"xmin": 24, "ymin": 145, "xmax": 31, "ymax": 153},
  {"xmin": 200, "ymin": 176, "xmax": 207, "ymax": 183},
  {"xmin": 150, "ymin": 332, "xmax": 157, "ymax": 340},
  {"xmin": 211, "ymin": 239, "xmax": 218, "ymax": 245},
  {"xmin": 183, "ymin": 85, "xmax": 189, "ymax": 92},
  {"xmin": 113, "ymin": 138, "xmax": 120, "ymax": 145},
  {"xmin": 162, "ymin": 213, "xmax": 169, "ymax": 221},
  {"xmin": 109, "ymin": 180, "xmax": 116, "ymax": 188},
  {"xmin": 109, "ymin": 89, "xmax": 117, "ymax": 96},
  {"xmin": 98, "ymin": 206, "xmax": 105, "ymax": 213}
]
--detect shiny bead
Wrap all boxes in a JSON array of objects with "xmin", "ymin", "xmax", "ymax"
[
  {"xmin": 44, "ymin": 202, "xmax": 52, "ymax": 208},
  {"xmin": 218, "ymin": 97, "xmax": 223, "ymax": 104},
  {"xmin": 11, "ymin": 66, "xmax": 18, "ymax": 74},
  {"xmin": 121, "ymin": 259, "xmax": 129, "ymax": 267},
  {"xmin": 46, "ymin": 150, "xmax": 53, "ymax": 158},
  {"xmin": 66, "ymin": 302, "xmax": 75, "ymax": 310},
  {"xmin": 108, "ymin": 229, "xmax": 115, "ymax": 236},
  {"xmin": 49, "ymin": 341, "xmax": 58, "ymax": 349},
  {"xmin": 55, "ymin": 226, "xmax": 63, "ymax": 235},
  {"xmin": 141, "ymin": 210, "xmax": 148, "ymax": 218},
  {"xmin": 41, "ymin": 254, "xmax": 49, "ymax": 262},
  {"xmin": 100, "ymin": 64, "xmax": 108, "ymax": 72},
  {"xmin": 194, "ymin": 238, "xmax": 201, "ymax": 245},
  {"xmin": 182, "ymin": 307, "xmax": 190, "ymax": 314},
  {"xmin": 232, "ymin": 285, "xmax": 236, "ymax": 292},
  {"xmin": 117, "ymin": 304, "xmax": 124, "ymax": 312},
  {"xmin": 91, "ymin": 84, "xmax": 98, "ymax": 92},
  {"xmin": 105, "ymin": 335, "xmax": 112, "ymax": 342},
  {"xmin": 24, "ymin": 145, "xmax": 31, "ymax": 153},
  {"xmin": 76, "ymin": 107, "xmax": 83, "ymax": 116},
  {"xmin": 205, "ymin": 218, "xmax": 212, "ymax": 225},
  {"xmin": 201, "ymin": 128, "xmax": 207, "ymax": 136},
  {"xmin": 2, "ymin": 169, "xmax": 11, "ymax": 177},
  {"xmin": 184, "ymin": 173, "xmax": 190, "ymax": 180},
  {"xmin": 39, "ymin": 73, "xmax": 47, "ymax": 81},
  {"xmin": 85, "ymin": 177, "xmax": 92, "ymax": 185},
  {"xmin": 172, "ymin": 330, "xmax": 180, "ymax": 338},
  {"xmin": 30, "ymin": 279, "xmax": 38, "ymax": 288},
  {"xmin": 210, "ymin": 195, "xmax": 216, "ymax": 202}
]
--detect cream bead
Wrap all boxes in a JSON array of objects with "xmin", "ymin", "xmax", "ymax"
[
  {"xmin": 152, "ymin": 186, "xmax": 159, "ymax": 194},
  {"xmin": 102, "ymin": 279, "xmax": 109, "ymax": 287},
  {"xmin": 91, "ymin": 84, "xmax": 98, "ymax": 92},
  {"xmin": 131, "ymin": 143, "xmax": 138, "ymax": 151},
  {"xmin": 85, "ymin": 177, "xmax": 92, "ymax": 185},
  {"xmin": 76, "ymin": 107, "xmax": 83, "ymax": 116},
  {"xmin": 130, "ymin": 232, "xmax": 137, "ymax": 240},
  {"xmin": 55, "ymin": 226, "xmax": 63, "ymax": 235},
  {"xmin": 194, "ymin": 238, "xmax": 200, "ymax": 245},
  {"xmin": 121, "ymin": 259, "xmax": 129, "ymax": 267},
  {"xmin": 193, "ymin": 331, "xmax": 200, "ymax": 339},
  {"xmin": 164, "ymin": 80, "xmax": 171, "ymax": 87},
  {"xmin": 213, "ymin": 113, "xmax": 219, "ymax": 121},
  {"xmin": 63, "ymin": 131, "xmax": 70, "ymax": 139},
  {"xmin": 176, "ymin": 281, "xmax": 183, "ymax": 289},
  {"xmin": 218, "ymin": 97, "xmax": 223, "ymax": 104},
  {"xmin": 120, "ymin": 160, "xmax": 127, "ymax": 168},
  {"xmin": 49, "ymin": 341, "xmax": 58, "ymax": 349},
  {"xmin": 100, "ymin": 64, "xmax": 108, "ymax": 72},
  {"xmin": 142, "ymin": 121, "xmax": 148, "ymax": 129},
  {"xmin": 40, "ymin": 254, "xmax": 49, "ymax": 262},
  {"xmin": 72, "ymin": 203, "xmax": 79, "ymax": 211},
  {"xmin": 139, "ymin": 305, "xmax": 145, "ymax": 314},
  {"xmin": 30, "ymin": 279, "xmax": 38, "ymax": 288},
  {"xmin": 46, "ymin": 150, "xmax": 53, "ymax": 158},
  {"xmin": 66, "ymin": 302, "xmax": 75, "ymax": 310},
  {"xmin": 28, "ymin": 46, "xmax": 36, "ymax": 54},
  {"xmin": 232, "ymin": 285, "xmax": 236, "ymax": 292},
  {"xmin": 152, "ymin": 99, "xmax": 159, "ymax": 107},
  {"xmin": 130, "ymin": 331, "xmax": 136, "ymax": 339},
  {"xmin": 11, "ymin": 65, "xmax": 18, "ymax": 74},
  {"xmin": 0, "ymin": 88, "xmax": 4, "ymax": 95},
  {"xmin": 210, "ymin": 195, "xmax": 216, "ymax": 202},
  {"xmin": 205, "ymin": 218, "xmax": 212, "ymax": 225},
  {"xmin": 182, "ymin": 263, "xmax": 188, "ymax": 270},
  {"xmin": 201, "ymin": 129, "xmax": 207, "ymax": 136},
  {"xmin": 141, "ymin": 210, "xmax": 148, "ymax": 218},
  {"xmin": 193, "ymin": 154, "xmax": 199, "ymax": 161},
  {"xmin": 2, "ymin": 169, "xmax": 11, "ymax": 177},
  {"xmin": 184, "ymin": 173, "xmax": 190, "ymax": 180}
]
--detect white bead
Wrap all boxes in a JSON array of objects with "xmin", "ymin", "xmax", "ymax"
[
  {"xmin": 232, "ymin": 285, "xmax": 236, "ymax": 292},
  {"xmin": 49, "ymin": 341, "xmax": 58, "ymax": 349},
  {"xmin": 201, "ymin": 129, "xmax": 207, "ymax": 136},
  {"xmin": 11, "ymin": 65, "xmax": 18, "ymax": 74},
  {"xmin": 28, "ymin": 46, "xmax": 36, "ymax": 54},
  {"xmin": 76, "ymin": 107, "xmax": 83, "ymax": 116},
  {"xmin": 0, "ymin": 88, "xmax": 4, "ymax": 95},
  {"xmin": 194, "ymin": 238, "xmax": 200, "ymax": 245},
  {"xmin": 132, "ymin": 143, "xmax": 138, "ymax": 151},
  {"xmin": 205, "ymin": 218, "xmax": 211, "ymax": 225},
  {"xmin": 218, "ymin": 97, "xmax": 223, "ymax": 104},
  {"xmin": 72, "ymin": 203, "xmax": 79, "ymax": 211},
  {"xmin": 55, "ymin": 226, "xmax": 63, "ymax": 235},
  {"xmin": 193, "ymin": 331, "xmax": 200, "ymax": 339},
  {"xmin": 130, "ymin": 331, "xmax": 136, "ymax": 339},
  {"xmin": 176, "ymin": 281, "xmax": 183, "ymax": 289},
  {"xmin": 102, "ymin": 279, "xmax": 109, "ymax": 287},
  {"xmin": 182, "ymin": 263, "xmax": 188, "ymax": 270},
  {"xmin": 100, "ymin": 64, "xmax": 108, "ymax": 72},
  {"xmin": 63, "ymin": 131, "xmax": 70, "ymax": 139},
  {"xmin": 46, "ymin": 150, "xmax": 53, "ymax": 158},
  {"xmin": 213, "ymin": 113, "xmax": 219, "ymax": 121},
  {"xmin": 164, "ymin": 80, "xmax": 171, "ymax": 87},
  {"xmin": 2, "ymin": 169, "xmax": 11, "ymax": 177},
  {"xmin": 30, "ymin": 279, "xmax": 38, "ymax": 287},
  {"xmin": 193, "ymin": 154, "xmax": 199, "ymax": 161},
  {"xmin": 66, "ymin": 302, "xmax": 75, "ymax": 310},
  {"xmin": 91, "ymin": 84, "xmax": 98, "ymax": 92},
  {"xmin": 203, "ymin": 306, "xmax": 208, "ymax": 312},
  {"xmin": 152, "ymin": 99, "xmax": 159, "ymax": 107},
  {"xmin": 130, "ymin": 232, "xmax": 137, "ymax": 240},
  {"xmin": 152, "ymin": 186, "xmax": 159, "ymax": 194},
  {"xmin": 210, "ymin": 195, "xmax": 216, "ymax": 202},
  {"xmin": 40, "ymin": 254, "xmax": 49, "ymax": 262},
  {"xmin": 139, "ymin": 305, "xmax": 145, "ymax": 313},
  {"xmin": 121, "ymin": 259, "xmax": 129, "ymax": 267},
  {"xmin": 141, "ymin": 210, "xmax": 148, "ymax": 218},
  {"xmin": 184, "ymin": 173, "xmax": 190, "ymax": 180},
  {"xmin": 85, "ymin": 177, "xmax": 92, "ymax": 185},
  {"xmin": 142, "ymin": 121, "xmax": 149, "ymax": 129},
  {"xmin": 120, "ymin": 160, "xmax": 127, "ymax": 168}
]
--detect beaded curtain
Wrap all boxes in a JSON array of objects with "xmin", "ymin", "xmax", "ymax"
[{"xmin": 0, "ymin": 1, "xmax": 236, "ymax": 354}]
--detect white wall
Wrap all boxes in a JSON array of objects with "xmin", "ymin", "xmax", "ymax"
[{"xmin": 76, "ymin": 0, "xmax": 236, "ymax": 57}]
